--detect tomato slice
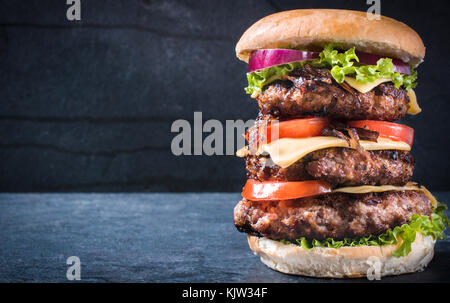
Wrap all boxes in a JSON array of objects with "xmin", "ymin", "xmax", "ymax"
[
  {"xmin": 347, "ymin": 120, "xmax": 414, "ymax": 146},
  {"xmin": 242, "ymin": 179, "xmax": 333, "ymax": 201},
  {"xmin": 247, "ymin": 117, "xmax": 330, "ymax": 145}
]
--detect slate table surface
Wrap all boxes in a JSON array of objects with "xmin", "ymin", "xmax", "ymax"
[{"xmin": 0, "ymin": 192, "xmax": 449, "ymax": 283}]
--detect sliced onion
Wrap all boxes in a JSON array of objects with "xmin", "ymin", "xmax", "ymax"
[
  {"xmin": 248, "ymin": 49, "xmax": 411, "ymax": 75},
  {"xmin": 248, "ymin": 49, "xmax": 319, "ymax": 73},
  {"xmin": 356, "ymin": 51, "xmax": 411, "ymax": 75}
]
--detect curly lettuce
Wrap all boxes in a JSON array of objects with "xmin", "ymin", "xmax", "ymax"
[
  {"xmin": 245, "ymin": 61, "xmax": 310, "ymax": 96},
  {"xmin": 321, "ymin": 43, "xmax": 418, "ymax": 90},
  {"xmin": 280, "ymin": 203, "xmax": 449, "ymax": 258},
  {"xmin": 245, "ymin": 43, "xmax": 418, "ymax": 95}
]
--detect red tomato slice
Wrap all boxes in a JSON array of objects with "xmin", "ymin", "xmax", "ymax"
[
  {"xmin": 242, "ymin": 179, "xmax": 333, "ymax": 201},
  {"xmin": 247, "ymin": 117, "xmax": 330, "ymax": 145},
  {"xmin": 347, "ymin": 120, "xmax": 414, "ymax": 146}
]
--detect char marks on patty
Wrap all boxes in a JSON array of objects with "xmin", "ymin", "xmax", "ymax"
[
  {"xmin": 234, "ymin": 191, "xmax": 432, "ymax": 240},
  {"xmin": 257, "ymin": 64, "xmax": 410, "ymax": 121},
  {"xmin": 246, "ymin": 148, "xmax": 414, "ymax": 187}
]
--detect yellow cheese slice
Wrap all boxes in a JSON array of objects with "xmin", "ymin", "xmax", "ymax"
[
  {"xmin": 344, "ymin": 78, "xmax": 422, "ymax": 115},
  {"xmin": 334, "ymin": 183, "xmax": 437, "ymax": 208},
  {"xmin": 236, "ymin": 146, "xmax": 249, "ymax": 157},
  {"xmin": 419, "ymin": 185, "xmax": 438, "ymax": 208},
  {"xmin": 344, "ymin": 77, "xmax": 391, "ymax": 93},
  {"xmin": 407, "ymin": 89, "xmax": 421, "ymax": 115},
  {"xmin": 259, "ymin": 137, "xmax": 410, "ymax": 168},
  {"xmin": 334, "ymin": 183, "xmax": 420, "ymax": 194}
]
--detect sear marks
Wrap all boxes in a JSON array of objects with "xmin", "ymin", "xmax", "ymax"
[
  {"xmin": 234, "ymin": 191, "xmax": 432, "ymax": 240},
  {"xmin": 257, "ymin": 64, "xmax": 410, "ymax": 121},
  {"xmin": 245, "ymin": 148, "xmax": 414, "ymax": 186}
]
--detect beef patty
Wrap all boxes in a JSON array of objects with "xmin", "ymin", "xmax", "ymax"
[
  {"xmin": 257, "ymin": 64, "xmax": 410, "ymax": 121},
  {"xmin": 234, "ymin": 190, "xmax": 432, "ymax": 240},
  {"xmin": 246, "ymin": 148, "xmax": 414, "ymax": 186}
]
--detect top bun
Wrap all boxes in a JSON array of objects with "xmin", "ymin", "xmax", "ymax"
[{"xmin": 236, "ymin": 9, "xmax": 425, "ymax": 66}]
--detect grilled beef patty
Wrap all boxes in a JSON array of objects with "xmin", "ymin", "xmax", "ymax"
[
  {"xmin": 256, "ymin": 64, "xmax": 410, "ymax": 121},
  {"xmin": 246, "ymin": 148, "xmax": 414, "ymax": 186},
  {"xmin": 234, "ymin": 191, "xmax": 432, "ymax": 240}
]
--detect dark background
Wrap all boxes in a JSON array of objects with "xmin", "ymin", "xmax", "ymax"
[{"xmin": 0, "ymin": 0, "xmax": 449, "ymax": 192}]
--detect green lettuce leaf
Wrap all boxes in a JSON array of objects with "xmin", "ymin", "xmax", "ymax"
[
  {"xmin": 280, "ymin": 203, "xmax": 449, "ymax": 258},
  {"xmin": 245, "ymin": 43, "xmax": 418, "ymax": 95},
  {"xmin": 245, "ymin": 61, "xmax": 310, "ymax": 96}
]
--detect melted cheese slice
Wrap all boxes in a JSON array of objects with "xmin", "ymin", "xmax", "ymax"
[
  {"xmin": 334, "ymin": 183, "xmax": 419, "ymax": 194},
  {"xmin": 334, "ymin": 183, "xmax": 437, "ymax": 208},
  {"xmin": 344, "ymin": 77, "xmax": 421, "ymax": 115},
  {"xmin": 259, "ymin": 136, "xmax": 410, "ymax": 168},
  {"xmin": 407, "ymin": 89, "xmax": 421, "ymax": 115},
  {"xmin": 344, "ymin": 77, "xmax": 391, "ymax": 93},
  {"xmin": 418, "ymin": 185, "xmax": 438, "ymax": 208}
]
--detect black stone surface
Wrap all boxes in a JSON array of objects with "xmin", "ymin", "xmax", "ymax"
[
  {"xmin": 0, "ymin": 192, "xmax": 449, "ymax": 283},
  {"xmin": 1, "ymin": 0, "xmax": 450, "ymax": 192}
]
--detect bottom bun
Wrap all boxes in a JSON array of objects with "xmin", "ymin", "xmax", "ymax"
[{"xmin": 248, "ymin": 233, "xmax": 435, "ymax": 279}]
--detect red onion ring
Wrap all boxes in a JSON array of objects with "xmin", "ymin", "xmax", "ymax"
[
  {"xmin": 248, "ymin": 49, "xmax": 319, "ymax": 73},
  {"xmin": 356, "ymin": 51, "xmax": 411, "ymax": 75},
  {"xmin": 248, "ymin": 49, "xmax": 411, "ymax": 75}
]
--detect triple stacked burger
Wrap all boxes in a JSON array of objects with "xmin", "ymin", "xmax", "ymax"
[{"xmin": 233, "ymin": 9, "xmax": 448, "ymax": 278}]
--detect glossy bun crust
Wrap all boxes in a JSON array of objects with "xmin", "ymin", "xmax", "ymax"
[{"xmin": 236, "ymin": 9, "xmax": 425, "ymax": 66}]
